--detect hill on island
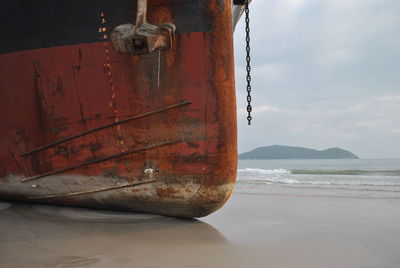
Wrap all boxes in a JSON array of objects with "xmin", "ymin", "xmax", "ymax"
[{"xmin": 239, "ymin": 145, "xmax": 359, "ymax": 159}]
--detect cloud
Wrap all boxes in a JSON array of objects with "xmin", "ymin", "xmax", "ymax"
[
  {"xmin": 356, "ymin": 121, "xmax": 384, "ymax": 128},
  {"xmin": 236, "ymin": 93, "xmax": 400, "ymax": 157},
  {"xmin": 252, "ymin": 63, "xmax": 287, "ymax": 81},
  {"xmin": 251, "ymin": 105, "xmax": 283, "ymax": 115},
  {"xmin": 316, "ymin": 48, "xmax": 355, "ymax": 65},
  {"xmin": 234, "ymin": 0, "xmax": 400, "ymax": 158},
  {"xmin": 373, "ymin": 94, "xmax": 400, "ymax": 102},
  {"xmin": 391, "ymin": 129, "xmax": 400, "ymax": 135}
]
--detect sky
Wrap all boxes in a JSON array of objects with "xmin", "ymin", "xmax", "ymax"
[{"xmin": 233, "ymin": 0, "xmax": 400, "ymax": 158}]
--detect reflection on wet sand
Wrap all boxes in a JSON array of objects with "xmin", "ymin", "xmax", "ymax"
[
  {"xmin": 0, "ymin": 201, "xmax": 226, "ymax": 268},
  {"xmin": 4, "ymin": 194, "xmax": 399, "ymax": 268}
]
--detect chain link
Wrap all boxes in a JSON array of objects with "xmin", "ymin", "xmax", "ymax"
[{"xmin": 245, "ymin": 1, "xmax": 252, "ymax": 125}]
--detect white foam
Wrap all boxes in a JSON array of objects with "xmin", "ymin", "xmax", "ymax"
[
  {"xmin": 238, "ymin": 177, "xmax": 400, "ymax": 187},
  {"xmin": 240, "ymin": 177, "xmax": 299, "ymax": 184},
  {"xmin": 238, "ymin": 168, "xmax": 290, "ymax": 174},
  {"xmin": 276, "ymin": 178, "xmax": 299, "ymax": 184}
]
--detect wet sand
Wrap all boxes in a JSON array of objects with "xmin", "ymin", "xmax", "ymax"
[{"xmin": 1, "ymin": 194, "xmax": 399, "ymax": 267}]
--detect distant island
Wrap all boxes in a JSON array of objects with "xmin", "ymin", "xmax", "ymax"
[{"xmin": 238, "ymin": 145, "xmax": 359, "ymax": 159}]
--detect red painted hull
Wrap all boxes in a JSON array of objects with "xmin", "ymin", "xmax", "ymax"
[{"xmin": 0, "ymin": 0, "xmax": 237, "ymax": 217}]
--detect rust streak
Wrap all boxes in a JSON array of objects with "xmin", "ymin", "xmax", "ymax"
[{"xmin": 21, "ymin": 100, "xmax": 191, "ymax": 156}]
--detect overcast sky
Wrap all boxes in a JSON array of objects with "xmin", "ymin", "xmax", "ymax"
[{"xmin": 233, "ymin": 0, "xmax": 400, "ymax": 158}]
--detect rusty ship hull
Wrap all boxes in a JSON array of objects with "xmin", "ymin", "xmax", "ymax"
[{"xmin": 0, "ymin": 0, "xmax": 237, "ymax": 217}]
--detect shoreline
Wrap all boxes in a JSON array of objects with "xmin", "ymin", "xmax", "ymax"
[{"xmin": 233, "ymin": 191, "xmax": 400, "ymax": 200}]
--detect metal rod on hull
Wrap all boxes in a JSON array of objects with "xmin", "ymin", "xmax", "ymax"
[
  {"xmin": 21, "ymin": 140, "xmax": 183, "ymax": 182},
  {"xmin": 21, "ymin": 101, "xmax": 191, "ymax": 157},
  {"xmin": 29, "ymin": 179, "xmax": 156, "ymax": 200}
]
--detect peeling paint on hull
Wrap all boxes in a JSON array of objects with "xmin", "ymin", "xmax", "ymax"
[{"xmin": 0, "ymin": 0, "xmax": 237, "ymax": 217}]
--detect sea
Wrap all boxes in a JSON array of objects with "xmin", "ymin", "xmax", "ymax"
[{"xmin": 236, "ymin": 159, "xmax": 400, "ymax": 199}]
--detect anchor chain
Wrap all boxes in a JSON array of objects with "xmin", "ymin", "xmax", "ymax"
[{"xmin": 245, "ymin": 1, "xmax": 252, "ymax": 125}]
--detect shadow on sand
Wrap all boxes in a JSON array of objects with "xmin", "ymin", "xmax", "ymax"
[{"xmin": 0, "ymin": 201, "xmax": 226, "ymax": 267}]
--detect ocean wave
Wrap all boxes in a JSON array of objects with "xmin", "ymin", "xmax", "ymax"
[
  {"xmin": 236, "ymin": 167, "xmax": 400, "ymax": 191},
  {"xmin": 237, "ymin": 177, "xmax": 400, "ymax": 187},
  {"xmin": 238, "ymin": 177, "xmax": 299, "ymax": 184},
  {"xmin": 238, "ymin": 168, "xmax": 400, "ymax": 176},
  {"xmin": 238, "ymin": 168, "xmax": 290, "ymax": 174},
  {"xmin": 292, "ymin": 169, "xmax": 400, "ymax": 176},
  {"xmin": 286, "ymin": 185, "xmax": 400, "ymax": 193}
]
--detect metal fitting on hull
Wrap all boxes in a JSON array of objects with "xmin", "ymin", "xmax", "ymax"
[{"xmin": 111, "ymin": 0, "xmax": 176, "ymax": 54}]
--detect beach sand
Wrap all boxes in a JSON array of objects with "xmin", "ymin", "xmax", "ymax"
[{"xmin": 1, "ymin": 194, "xmax": 399, "ymax": 267}]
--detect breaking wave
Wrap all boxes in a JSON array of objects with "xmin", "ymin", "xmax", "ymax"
[
  {"xmin": 292, "ymin": 169, "xmax": 400, "ymax": 176},
  {"xmin": 238, "ymin": 168, "xmax": 290, "ymax": 174},
  {"xmin": 238, "ymin": 168, "xmax": 400, "ymax": 176},
  {"xmin": 235, "ymin": 160, "xmax": 400, "ymax": 198},
  {"xmin": 237, "ymin": 168, "xmax": 400, "ymax": 187},
  {"xmin": 237, "ymin": 177, "xmax": 400, "ymax": 187}
]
